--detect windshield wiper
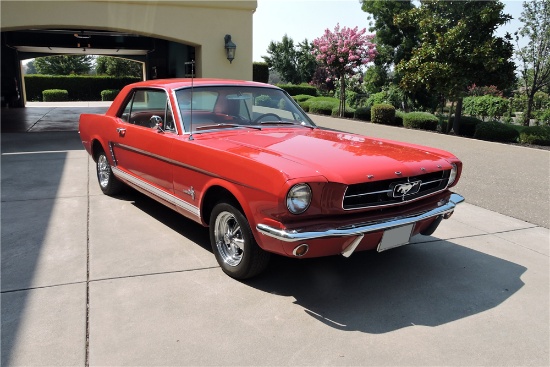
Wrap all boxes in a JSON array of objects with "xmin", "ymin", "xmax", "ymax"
[
  {"xmin": 194, "ymin": 123, "xmax": 261, "ymax": 131},
  {"xmin": 259, "ymin": 121, "xmax": 316, "ymax": 129}
]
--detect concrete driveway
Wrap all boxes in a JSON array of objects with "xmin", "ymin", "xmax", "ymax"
[{"xmin": 1, "ymin": 107, "xmax": 549, "ymax": 366}]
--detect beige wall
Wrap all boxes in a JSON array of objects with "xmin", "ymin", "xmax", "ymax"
[{"xmin": 0, "ymin": 0, "xmax": 256, "ymax": 80}]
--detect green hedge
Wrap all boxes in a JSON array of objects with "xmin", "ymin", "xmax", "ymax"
[
  {"xmin": 252, "ymin": 62, "xmax": 269, "ymax": 83},
  {"xmin": 394, "ymin": 110, "xmax": 405, "ymax": 127},
  {"xmin": 277, "ymin": 83, "xmax": 317, "ymax": 96},
  {"xmin": 518, "ymin": 125, "xmax": 550, "ymax": 146},
  {"xmin": 457, "ymin": 116, "xmax": 483, "ymax": 137},
  {"xmin": 309, "ymin": 100, "xmax": 337, "ymax": 115},
  {"xmin": 42, "ymin": 89, "xmax": 68, "ymax": 102},
  {"xmin": 371, "ymin": 104, "xmax": 396, "ymax": 125},
  {"xmin": 474, "ymin": 121, "xmax": 519, "ymax": 143},
  {"xmin": 403, "ymin": 112, "xmax": 438, "ymax": 131},
  {"xmin": 255, "ymin": 95, "xmax": 279, "ymax": 108},
  {"xmin": 354, "ymin": 106, "xmax": 371, "ymax": 121},
  {"xmin": 101, "ymin": 89, "xmax": 119, "ymax": 101},
  {"xmin": 300, "ymin": 96, "xmax": 338, "ymax": 113},
  {"xmin": 25, "ymin": 75, "xmax": 141, "ymax": 101},
  {"xmin": 331, "ymin": 105, "xmax": 356, "ymax": 118},
  {"xmin": 292, "ymin": 94, "xmax": 314, "ymax": 103}
]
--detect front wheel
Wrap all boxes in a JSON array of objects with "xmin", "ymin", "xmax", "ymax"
[
  {"xmin": 96, "ymin": 149, "xmax": 123, "ymax": 195},
  {"xmin": 209, "ymin": 202, "xmax": 270, "ymax": 279}
]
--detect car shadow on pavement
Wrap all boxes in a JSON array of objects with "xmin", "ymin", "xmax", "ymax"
[
  {"xmin": 123, "ymin": 188, "xmax": 212, "ymax": 252},
  {"xmin": 119, "ymin": 188, "xmax": 526, "ymax": 335},
  {"xmin": 245, "ymin": 241, "xmax": 526, "ymax": 334}
]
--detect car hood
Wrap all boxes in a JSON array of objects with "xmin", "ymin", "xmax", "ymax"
[{"xmin": 199, "ymin": 128, "xmax": 457, "ymax": 184}]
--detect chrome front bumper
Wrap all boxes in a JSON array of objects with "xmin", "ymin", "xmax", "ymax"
[{"xmin": 257, "ymin": 193, "xmax": 465, "ymax": 256}]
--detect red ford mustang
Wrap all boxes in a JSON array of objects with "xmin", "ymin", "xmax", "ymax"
[{"xmin": 79, "ymin": 78, "xmax": 464, "ymax": 279}]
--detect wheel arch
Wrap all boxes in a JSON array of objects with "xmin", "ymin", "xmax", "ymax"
[
  {"xmin": 200, "ymin": 185, "xmax": 244, "ymax": 226},
  {"xmin": 91, "ymin": 139, "xmax": 105, "ymax": 162}
]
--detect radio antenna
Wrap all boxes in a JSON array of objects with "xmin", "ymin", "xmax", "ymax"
[{"xmin": 185, "ymin": 60, "xmax": 195, "ymax": 140}]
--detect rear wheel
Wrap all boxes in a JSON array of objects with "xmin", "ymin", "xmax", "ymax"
[
  {"xmin": 96, "ymin": 149, "xmax": 123, "ymax": 195},
  {"xmin": 210, "ymin": 202, "xmax": 270, "ymax": 279}
]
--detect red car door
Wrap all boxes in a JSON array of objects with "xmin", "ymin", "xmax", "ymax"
[{"xmin": 110, "ymin": 88, "xmax": 177, "ymax": 200}]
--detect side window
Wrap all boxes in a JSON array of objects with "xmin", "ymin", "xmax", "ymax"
[
  {"xmin": 164, "ymin": 99, "xmax": 176, "ymax": 133},
  {"xmin": 119, "ymin": 91, "xmax": 135, "ymax": 123},
  {"xmin": 118, "ymin": 89, "xmax": 173, "ymax": 130}
]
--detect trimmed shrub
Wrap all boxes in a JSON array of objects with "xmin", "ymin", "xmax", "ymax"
[
  {"xmin": 42, "ymin": 89, "xmax": 68, "ymax": 102},
  {"xmin": 463, "ymin": 95, "xmax": 509, "ymax": 121},
  {"xmin": 309, "ymin": 100, "xmax": 337, "ymax": 115},
  {"xmin": 300, "ymin": 96, "xmax": 338, "ymax": 113},
  {"xmin": 331, "ymin": 105, "xmax": 356, "ymax": 118},
  {"xmin": 403, "ymin": 112, "xmax": 438, "ymax": 131},
  {"xmin": 293, "ymin": 94, "xmax": 314, "ymax": 103},
  {"xmin": 394, "ymin": 110, "xmax": 405, "ymax": 127},
  {"xmin": 354, "ymin": 106, "xmax": 371, "ymax": 121},
  {"xmin": 371, "ymin": 104, "xmax": 395, "ymax": 125},
  {"xmin": 255, "ymin": 95, "xmax": 277, "ymax": 108},
  {"xmin": 252, "ymin": 62, "xmax": 269, "ymax": 83},
  {"xmin": 474, "ymin": 121, "xmax": 519, "ymax": 143},
  {"xmin": 25, "ymin": 75, "xmax": 141, "ymax": 101},
  {"xmin": 456, "ymin": 116, "xmax": 483, "ymax": 137},
  {"xmin": 276, "ymin": 83, "xmax": 317, "ymax": 96},
  {"xmin": 299, "ymin": 101, "xmax": 310, "ymax": 112},
  {"xmin": 101, "ymin": 89, "xmax": 119, "ymax": 101},
  {"xmin": 518, "ymin": 125, "xmax": 550, "ymax": 146}
]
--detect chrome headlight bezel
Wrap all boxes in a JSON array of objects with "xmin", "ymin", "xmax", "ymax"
[
  {"xmin": 448, "ymin": 163, "xmax": 458, "ymax": 186},
  {"xmin": 286, "ymin": 184, "xmax": 312, "ymax": 214}
]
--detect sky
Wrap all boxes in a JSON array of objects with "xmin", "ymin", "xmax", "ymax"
[{"xmin": 252, "ymin": 0, "xmax": 526, "ymax": 62}]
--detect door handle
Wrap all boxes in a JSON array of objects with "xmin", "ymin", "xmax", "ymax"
[{"xmin": 116, "ymin": 128, "xmax": 126, "ymax": 137}]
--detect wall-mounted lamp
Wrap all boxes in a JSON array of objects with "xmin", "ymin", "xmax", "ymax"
[{"xmin": 224, "ymin": 34, "xmax": 236, "ymax": 63}]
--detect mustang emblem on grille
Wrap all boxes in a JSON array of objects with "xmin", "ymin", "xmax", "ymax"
[{"xmin": 392, "ymin": 180, "xmax": 422, "ymax": 197}]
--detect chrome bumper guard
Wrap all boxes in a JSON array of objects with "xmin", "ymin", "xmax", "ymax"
[{"xmin": 257, "ymin": 193, "xmax": 464, "ymax": 256}]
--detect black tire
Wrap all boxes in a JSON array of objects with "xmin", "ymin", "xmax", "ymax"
[
  {"xmin": 209, "ymin": 202, "xmax": 270, "ymax": 279},
  {"xmin": 96, "ymin": 148, "xmax": 123, "ymax": 195}
]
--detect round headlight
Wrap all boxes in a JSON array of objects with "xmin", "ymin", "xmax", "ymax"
[
  {"xmin": 448, "ymin": 163, "xmax": 458, "ymax": 186},
  {"xmin": 286, "ymin": 184, "xmax": 312, "ymax": 214}
]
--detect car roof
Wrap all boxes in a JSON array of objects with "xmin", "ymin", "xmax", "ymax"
[{"xmin": 128, "ymin": 78, "xmax": 277, "ymax": 90}]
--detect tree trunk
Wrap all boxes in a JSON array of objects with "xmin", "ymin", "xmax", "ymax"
[
  {"xmin": 453, "ymin": 97, "xmax": 463, "ymax": 135},
  {"xmin": 339, "ymin": 76, "xmax": 346, "ymax": 118},
  {"xmin": 446, "ymin": 101, "xmax": 455, "ymax": 134},
  {"xmin": 524, "ymin": 91, "xmax": 535, "ymax": 126}
]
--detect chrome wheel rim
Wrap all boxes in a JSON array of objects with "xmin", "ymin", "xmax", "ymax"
[
  {"xmin": 214, "ymin": 211, "xmax": 244, "ymax": 267},
  {"xmin": 97, "ymin": 154, "xmax": 110, "ymax": 188}
]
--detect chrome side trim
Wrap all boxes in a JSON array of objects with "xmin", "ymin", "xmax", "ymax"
[
  {"xmin": 112, "ymin": 142, "xmax": 258, "ymax": 191},
  {"xmin": 257, "ymin": 193, "xmax": 465, "ymax": 243},
  {"xmin": 111, "ymin": 167, "xmax": 200, "ymax": 218}
]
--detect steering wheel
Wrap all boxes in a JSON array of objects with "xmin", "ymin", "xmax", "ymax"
[{"xmin": 252, "ymin": 113, "xmax": 282, "ymax": 124}]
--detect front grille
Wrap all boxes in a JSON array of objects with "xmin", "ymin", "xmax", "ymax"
[{"xmin": 343, "ymin": 170, "xmax": 450, "ymax": 210}]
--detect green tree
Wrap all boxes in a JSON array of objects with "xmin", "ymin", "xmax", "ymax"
[
  {"xmin": 262, "ymin": 35, "xmax": 317, "ymax": 84},
  {"xmin": 96, "ymin": 56, "xmax": 143, "ymax": 77},
  {"xmin": 395, "ymin": 0, "xmax": 515, "ymax": 133},
  {"xmin": 34, "ymin": 55, "xmax": 93, "ymax": 75},
  {"xmin": 515, "ymin": 0, "xmax": 550, "ymax": 126},
  {"xmin": 361, "ymin": 0, "xmax": 418, "ymax": 86},
  {"xmin": 25, "ymin": 60, "xmax": 37, "ymax": 74}
]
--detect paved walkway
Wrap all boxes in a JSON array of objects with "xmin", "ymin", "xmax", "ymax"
[{"xmin": 1, "ymin": 105, "xmax": 549, "ymax": 366}]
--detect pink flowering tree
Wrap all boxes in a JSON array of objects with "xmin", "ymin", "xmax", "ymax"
[{"xmin": 312, "ymin": 24, "xmax": 377, "ymax": 117}]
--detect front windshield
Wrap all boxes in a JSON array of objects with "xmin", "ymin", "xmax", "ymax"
[{"xmin": 175, "ymin": 86, "xmax": 315, "ymax": 133}]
